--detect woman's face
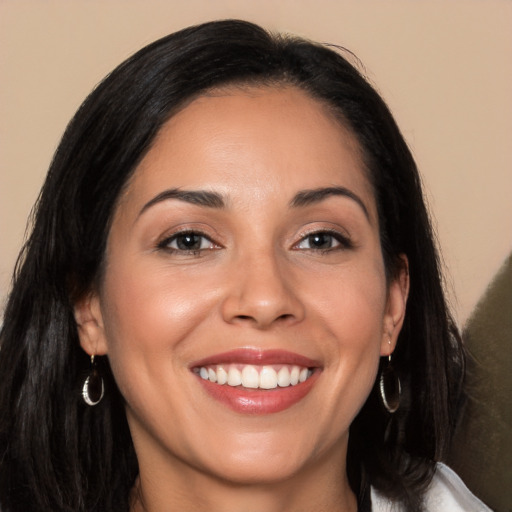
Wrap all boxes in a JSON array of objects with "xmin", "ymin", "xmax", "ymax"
[{"xmin": 77, "ymin": 86, "xmax": 407, "ymax": 487}]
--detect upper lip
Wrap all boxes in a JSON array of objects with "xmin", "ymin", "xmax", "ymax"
[{"xmin": 190, "ymin": 348, "xmax": 321, "ymax": 369}]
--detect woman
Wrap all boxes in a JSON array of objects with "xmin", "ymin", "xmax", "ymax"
[{"xmin": 0, "ymin": 19, "xmax": 491, "ymax": 512}]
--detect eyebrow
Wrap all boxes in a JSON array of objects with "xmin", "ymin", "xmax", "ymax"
[
  {"xmin": 139, "ymin": 188, "xmax": 225, "ymax": 217},
  {"xmin": 138, "ymin": 185, "xmax": 369, "ymax": 220},
  {"xmin": 290, "ymin": 186, "xmax": 370, "ymax": 219}
]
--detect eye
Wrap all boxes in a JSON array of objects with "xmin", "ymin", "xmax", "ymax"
[
  {"xmin": 158, "ymin": 231, "xmax": 218, "ymax": 254},
  {"xmin": 294, "ymin": 231, "xmax": 352, "ymax": 251}
]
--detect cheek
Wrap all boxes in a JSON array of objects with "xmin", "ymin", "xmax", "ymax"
[
  {"xmin": 327, "ymin": 286, "xmax": 384, "ymax": 383},
  {"xmin": 101, "ymin": 258, "xmax": 216, "ymax": 347},
  {"xmin": 312, "ymin": 257, "xmax": 388, "ymax": 340},
  {"xmin": 308, "ymin": 261, "xmax": 387, "ymax": 412},
  {"xmin": 97, "ymin": 258, "xmax": 220, "ymax": 399}
]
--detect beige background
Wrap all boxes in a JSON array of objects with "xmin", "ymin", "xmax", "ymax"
[{"xmin": 1, "ymin": 0, "xmax": 511, "ymax": 327}]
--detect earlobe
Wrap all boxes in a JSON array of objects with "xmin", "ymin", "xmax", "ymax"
[
  {"xmin": 381, "ymin": 255, "xmax": 409, "ymax": 356},
  {"xmin": 74, "ymin": 293, "xmax": 108, "ymax": 356}
]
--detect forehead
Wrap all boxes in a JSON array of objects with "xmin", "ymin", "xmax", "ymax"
[{"xmin": 119, "ymin": 85, "xmax": 376, "ymax": 219}]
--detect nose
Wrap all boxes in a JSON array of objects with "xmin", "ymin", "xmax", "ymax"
[{"xmin": 221, "ymin": 250, "xmax": 305, "ymax": 329}]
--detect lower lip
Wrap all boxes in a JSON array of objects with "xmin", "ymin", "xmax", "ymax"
[{"xmin": 196, "ymin": 371, "xmax": 320, "ymax": 414}]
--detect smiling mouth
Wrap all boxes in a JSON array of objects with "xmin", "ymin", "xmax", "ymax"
[
  {"xmin": 191, "ymin": 349, "xmax": 321, "ymax": 414},
  {"xmin": 194, "ymin": 364, "xmax": 314, "ymax": 390}
]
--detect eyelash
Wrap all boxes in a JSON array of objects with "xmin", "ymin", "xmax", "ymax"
[
  {"xmin": 157, "ymin": 230, "xmax": 219, "ymax": 255},
  {"xmin": 293, "ymin": 229, "xmax": 354, "ymax": 253},
  {"xmin": 157, "ymin": 228, "xmax": 353, "ymax": 256}
]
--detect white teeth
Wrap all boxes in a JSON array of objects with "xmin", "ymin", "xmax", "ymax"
[
  {"xmin": 227, "ymin": 366, "xmax": 242, "ymax": 386},
  {"xmin": 241, "ymin": 365, "xmax": 259, "ymax": 388},
  {"xmin": 277, "ymin": 366, "xmax": 291, "ymax": 387},
  {"xmin": 290, "ymin": 366, "xmax": 300, "ymax": 385},
  {"xmin": 216, "ymin": 366, "xmax": 228, "ymax": 385},
  {"xmin": 198, "ymin": 363, "xmax": 314, "ymax": 389},
  {"xmin": 259, "ymin": 366, "xmax": 278, "ymax": 389}
]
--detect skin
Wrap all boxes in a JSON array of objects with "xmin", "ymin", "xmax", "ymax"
[{"xmin": 75, "ymin": 86, "xmax": 409, "ymax": 512}]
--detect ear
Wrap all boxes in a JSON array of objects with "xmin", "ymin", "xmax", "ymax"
[
  {"xmin": 381, "ymin": 254, "xmax": 409, "ymax": 357},
  {"xmin": 74, "ymin": 292, "xmax": 108, "ymax": 356}
]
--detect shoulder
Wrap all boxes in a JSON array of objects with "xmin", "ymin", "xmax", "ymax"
[
  {"xmin": 370, "ymin": 463, "xmax": 493, "ymax": 512},
  {"xmin": 422, "ymin": 463, "xmax": 492, "ymax": 511}
]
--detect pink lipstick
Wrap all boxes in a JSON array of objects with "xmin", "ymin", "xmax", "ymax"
[{"xmin": 191, "ymin": 349, "xmax": 321, "ymax": 414}]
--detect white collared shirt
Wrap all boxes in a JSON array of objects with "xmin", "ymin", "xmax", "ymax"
[{"xmin": 371, "ymin": 463, "xmax": 492, "ymax": 511}]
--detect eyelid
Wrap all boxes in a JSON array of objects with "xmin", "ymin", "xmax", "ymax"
[
  {"xmin": 292, "ymin": 227, "xmax": 354, "ymax": 251},
  {"xmin": 156, "ymin": 227, "xmax": 222, "ymax": 253}
]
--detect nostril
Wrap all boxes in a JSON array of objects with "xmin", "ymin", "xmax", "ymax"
[
  {"xmin": 222, "ymin": 284, "xmax": 305, "ymax": 328},
  {"xmin": 234, "ymin": 313, "xmax": 294, "ymax": 324},
  {"xmin": 236, "ymin": 315, "xmax": 253, "ymax": 321}
]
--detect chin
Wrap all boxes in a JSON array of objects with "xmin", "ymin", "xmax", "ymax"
[
  {"xmin": 190, "ymin": 429, "xmax": 328, "ymax": 486},
  {"xmin": 203, "ymin": 454, "xmax": 307, "ymax": 486}
]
